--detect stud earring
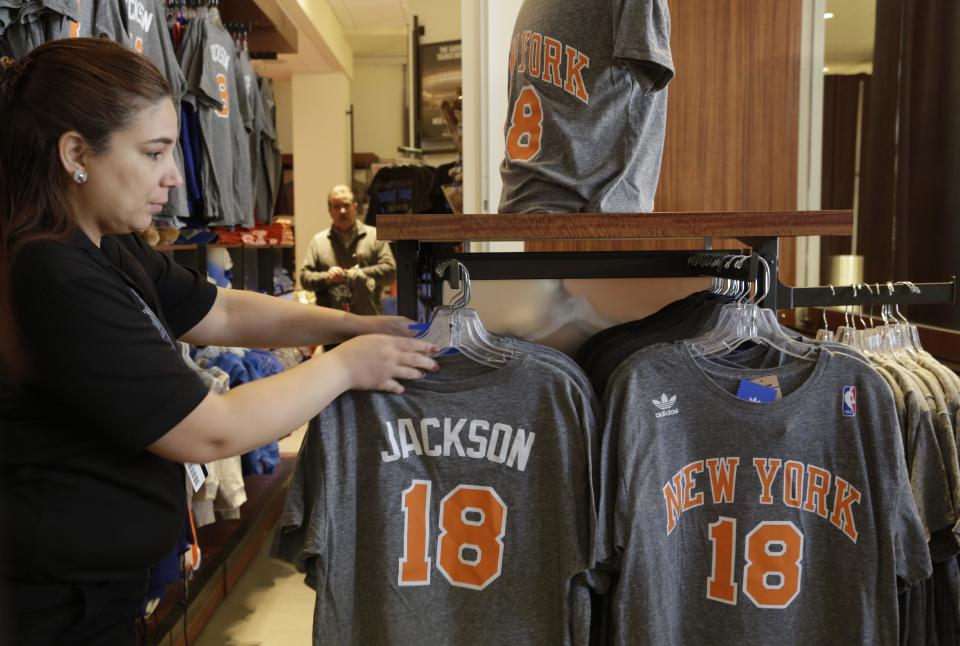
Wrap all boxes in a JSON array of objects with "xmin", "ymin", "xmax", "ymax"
[{"xmin": 72, "ymin": 169, "xmax": 88, "ymax": 184}]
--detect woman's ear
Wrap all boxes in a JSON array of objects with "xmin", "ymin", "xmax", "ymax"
[{"xmin": 58, "ymin": 130, "xmax": 89, "ymax": 179}]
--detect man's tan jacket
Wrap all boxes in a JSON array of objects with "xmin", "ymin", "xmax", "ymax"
[{"xmin": 300, "ymin": 223, "xmax": 396, "ymax": 314}]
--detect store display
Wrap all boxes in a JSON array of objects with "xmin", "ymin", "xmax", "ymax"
[{"xmin": 5, "ymin": 2, "xmax": 960, "ymax": 643}]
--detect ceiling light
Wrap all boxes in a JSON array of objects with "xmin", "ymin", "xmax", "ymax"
[
  {"xmin": 824, "ymin": 12, "xmax": 835, "ymax": 19},
  {"xmin": 823, "ymin": 66, "xmax": 830, "ymax": 73}
]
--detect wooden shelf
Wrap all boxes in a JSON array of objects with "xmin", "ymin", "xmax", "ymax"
[
  {"xmin": 147, "ymin": 457, "xmax": 297, "ymax": 646},
  {"xmin": 158, "ymin": 243, "xmax": 293, "ymax": 250},
  {"xmin": 377, "ymin": 210, "xmax": 853, "ymax": 242},
  {"xmin": 212, "ymin": 243, "xmax": 295, "ymax": 249},
  {"xmin": 156, "ymin": 244, "xmax": 199, "ymax": 251}
]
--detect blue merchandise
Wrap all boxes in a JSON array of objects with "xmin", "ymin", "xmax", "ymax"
[
  {"xmin": 242, "ymin": 442, "xmax": 281, "ymax": 476},
  {"xmin": 243, "ymin": 349, "xmax": 285, "ymax": 378},
  {"xmin": 203, "ymin": 352, "xmax": 250, "ymax": 386},
  {"xmin": 142, "ymin": 513, "xmax": 193, "ymax": 614}
]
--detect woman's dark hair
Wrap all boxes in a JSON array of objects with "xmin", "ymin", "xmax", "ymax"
[{"xmin": 0, "ymin": 38, "xmax": 173, "ymax": 381}]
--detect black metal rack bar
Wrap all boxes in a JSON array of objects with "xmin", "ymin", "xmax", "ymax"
[
  {"xmin": 427, "ymin": 250, "xmax": 751, "ymax": 281},
  {"xmin": 778, "ymin": 279, "xmax": 959, "ymax": 308}
]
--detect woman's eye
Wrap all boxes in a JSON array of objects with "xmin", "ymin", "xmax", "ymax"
[{"xmin": 147, "ymin": 152, "xmax": 162, "ymax": 161}]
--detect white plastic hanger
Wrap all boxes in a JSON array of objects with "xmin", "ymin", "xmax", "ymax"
[
  {"xmin": 893, "ymin": 282, "xmax": 925, "ymax": 354},
  {"xmin": 686, "ymin": 256, "xmax": 818, "ymax": 362},
  {"xmin": 416, "ymin": 260, "xmax": 518, "ymax": 368},
  {"xmin": 815, "ymin": 285, "xmax": 836, "ymax": 342}
]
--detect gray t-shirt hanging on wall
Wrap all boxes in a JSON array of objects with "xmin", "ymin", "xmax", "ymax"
[
  {"xmin": 233, "ymin": 48, "xmax": 258, "ymax": 225},
  {"xmin": 2, "ymin": 0, "xmax": 123, "ymax": 56},
  {"xmin": 178, "ymin": 16, "xmax": 251, "ymax": 225},
  {"xmin": 272, "ymin": 353, "xmax": 599, "ymax": 646},
  {"xmin": 597, "ymin": 343, "xmax": 932, "ymax": 646},
  {"xmin": 256, "ymin": 76, "xmax": 282, "ymax": 222},
  {"xmin": 122, "ymin": 0, "xmax": 189, "ymax": 224},
  {"xmin": 498, "ymin": 0, "xmax": 673, "ymax": 214}
]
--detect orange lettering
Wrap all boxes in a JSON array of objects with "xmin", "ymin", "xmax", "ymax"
[
  {"xmin": 706, "ymin": 457, "xmax": 740, "ymax": 504},
  {"xmin": 663, "ymin": 472, "xmax": 684, "ymax": 535},
  {"xmin": 542, "ymin": 37, "xmax": 563, "ymax": 87},
  {"xmin": 830, "ymin": 477, "xmax": 862, "ymax": 543},
  {"xmin": 753, "ymin": 458, "xmax": 781, "ymax": 505},
  {"xmin": 563, "ymin": 45, "xmax": 590, "ymax": 104},
  {"xmin": 528, "ymin": 32, "xmax": 542, "ymax": 79},
  {"xmin": 437, "ymin": 486, "xmax": 506, "ymax": 590},
  {"xmin": 802, "ymin": 465, "xmax": 832, "ymax": 518},
  {"xmin": 706, "ymin": 517, "xmax": 738, "ymax": 604},
  {"xmin": 505, "ymin": 86, "xmax": 543, "ymax": 162},
  {"xmin": 517, "ymin": 31, "xmax": 531, "ymax": 74},
  {"xmin": 214, "ymin": 73, "xmax": 230, "ymax": 119},
  {"xmin": 743, "ymin": 522, "xmax": 804, "ymax": 608},
  {"xmin": 399, "ymin": 480, "xmax": 431, "ymax": 585},
  {"xmin": 783, "ymin": 461, "xmax": 804, "ymax": 508},
  {"xmin": 682, "ymin": 461, "xmax": 705, "ymax": 512}
]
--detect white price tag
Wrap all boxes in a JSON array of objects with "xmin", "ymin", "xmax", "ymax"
[{"xmin": 185, "ymin": 463, "xmax": 207, "ymax": 492}]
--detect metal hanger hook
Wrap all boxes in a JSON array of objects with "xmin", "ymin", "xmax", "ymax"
[
  {"xmin": 892, "ymin": 281, "xmax": 919, "ymax": 324},
  {"xmin": 847, "ymin": 284, "xmax": 859, "ymax": 327},
  {"xmin": 858, "ymin": 283, "xmax": 873, "ymax": 328},
  {"xmin": 822, "ymin": 285, "xmax": 835, "ymax": 329},
  {"xmin": 435, "ymin": 260, "xmax": 472, "ymax": 309},
  {"xmin": 753, "ymin": 255, "xmax": 771, "ymax": 307}
]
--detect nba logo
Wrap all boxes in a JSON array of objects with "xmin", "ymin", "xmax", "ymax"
[{"xmin": 842, "ymin": 386, "xmax": 857, "ymax": 417}]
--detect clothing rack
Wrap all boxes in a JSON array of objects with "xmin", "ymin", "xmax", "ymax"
[
  {"xmin": 224, "ymin": 22, "xmax": 251, "ymax": 34},
  {"xmin": 164, "ymin": 0, "xmax": 219, "ymax": 8},
  {"xmin": 376, "ymin": 211, "xmax": 958, "ymax": 319}
]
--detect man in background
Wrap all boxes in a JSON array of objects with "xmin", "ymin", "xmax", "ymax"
[{"xmin": 300, "ymin": 185, "xmax": 396, "ymax": 315}]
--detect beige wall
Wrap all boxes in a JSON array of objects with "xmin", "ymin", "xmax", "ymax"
[
  {"xmin": 292, "ymin": 72, "xmax": 351, "ymax": 285},
  {"xmin": 273, "ymin": 78, "xmax": 294, "ymax": 155},
  {"xmin": 407, "ymin": 0, "xmax": 461, "ymax": 45},
  {"xmin": 352, "ymin": 63, "xmax": 406, "ymax": 161}
]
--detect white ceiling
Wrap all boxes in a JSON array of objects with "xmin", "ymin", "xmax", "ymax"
[
  {"xmin": 328, "ymin": 0, "xmax": 409, "ymax": 30},
  {"xmin": 258, "ymin": 0, "xmax": 410, "ymax": 79},
  {"xmin": 824, "ymin": 0, "xmax": 876, "ymax": 74},
  {"xmin": 330, "ymin": 0, "xmax": 410, "ymax": 57}
]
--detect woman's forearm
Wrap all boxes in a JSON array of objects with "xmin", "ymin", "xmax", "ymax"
[
  {"xmin": 148, "ymin": 335, "xmax": 438, "ymax": 464},
  {"xmin": 149, "ymin": 352, "xmax": 351, "ymax": 463},
  {"xmin": 182, "ymin": 287, "xmax": 363, "ymax": 348}
]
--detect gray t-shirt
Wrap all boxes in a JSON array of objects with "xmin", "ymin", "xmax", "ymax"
[
  {"xmin": 272, "ymin": 353, "xmax": 598, "ymax": 646},
  {"xmin": 597, "ymin": 343, "xmax": 931, "ymax": 645},
  {"xmin": 1, "ymin": 0, "xmax": 123, "ymax": 58},
  {"xmin": 232, "ymin": 48, "xmax": 257, "ymax": 225},
  {"xmin": 122, "ymin": 0, "xmax": 189, "ymax": 224},
  {"xmin": 678, "ymin": 342, "xmax": 955, "ymax": 545},
  {"xmin": 498, "ymin": 0, "xmax": 673, "ymax": 214},
  {"xmin": 256, "ymin": 76, "xmax": 281, "ymax": 222},
  {"xmin": 178, "ymin": 16, "xmax": 251, "ymax": 225}
]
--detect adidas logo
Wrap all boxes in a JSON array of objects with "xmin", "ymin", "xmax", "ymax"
[{"xmin": 653, "ymin": 393, "xmax": 679, "ymax": 418}]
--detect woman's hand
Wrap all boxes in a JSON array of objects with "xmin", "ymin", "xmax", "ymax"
[
  {"xmin": 353, "ymin": 314, "xmax": 419, "ymax": 338},
  {"xmin": 324, "ymin": 335, "xmax": 438, "ymax": 394}
]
